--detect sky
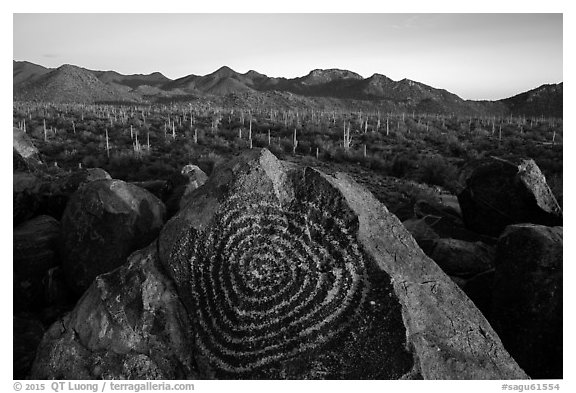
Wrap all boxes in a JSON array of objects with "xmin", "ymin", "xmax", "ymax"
[{"xmin": 13, "ymin": 13, "xmax": 563, "ymax": 101}]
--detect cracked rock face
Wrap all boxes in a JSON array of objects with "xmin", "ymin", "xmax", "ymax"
[{"xmin": 31, "ymin": 149, "xmax": 527, "ymax": 379}]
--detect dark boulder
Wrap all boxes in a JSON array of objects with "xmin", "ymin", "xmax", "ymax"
[
  {"xmin": 14, "ymin": 215, "xmax": 60, "ymax": 311},
  {"xmin": 490, "ymin": 224, "xmax": 562, "ymax": 379},
  {"xmin": 458, "ymin": 157, "xmax": 562, "ymax": 237},
  {"xmin": 30, "ymin": 243, "xmax": 197, "ymax": 379},
  {"xmin": 60, "ymin": 179, "xmax": 166, "ymax": 294}
]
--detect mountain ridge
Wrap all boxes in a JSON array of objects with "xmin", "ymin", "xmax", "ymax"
[{"xmin": 13, "ymin": 60, "xmax": 562, "ymax": 117}]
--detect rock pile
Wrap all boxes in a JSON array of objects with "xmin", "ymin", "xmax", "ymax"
[{"xmin": 31, "ymin": 149, "xmax": 526, "ymax": 380}]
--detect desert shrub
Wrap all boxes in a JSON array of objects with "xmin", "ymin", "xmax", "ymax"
[
  {"xmin": 139, "ymin": 160, "xmax": 175, "ymax": 180},
  {"xmin": 81, "ymin": 154, "xmax": 106, "ymax": 169},
  {"xmin": 416, "ymin": 155, "xmax": 459, "ymax": 192},
  {"xmin": 446, "ymin": 135, "xmax": 467, "ymax": 158},
  {"xmin": 268, "ymin": 143, "xmax": 286, "ymax": 159},
  {"xmin": 197, "ymin": 152, "xmax": 225, "ymax": 175}
]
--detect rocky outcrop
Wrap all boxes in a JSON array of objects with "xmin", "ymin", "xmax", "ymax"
[
  {"xmin": 32, "ymin": 149, "xmax": 527, "ymax": 379},
  {"xmin": 458, "ymin": 157, "xmax": 562, "ymax": 237},
  {"xmin": 60, "ymin": 179, "xmax": 166, "ymax": 294},
  {"xmin": 30, "ymin": 243, "xmax": 197, "ymax": 379},
  {"xmin": 158, "ymin": 149, "xmax": 526, "ymax": 379},
  {"xmin": 14, "ymin": 215, "xmax": 60, "ymax": 311},
  {"xmin": 490, "ymin": 224, "xmax": 562, "ymax": 379}
]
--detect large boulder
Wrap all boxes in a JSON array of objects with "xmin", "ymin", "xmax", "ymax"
[
  {"xmin": 156, "ymin": 149, "xmax": 525, "ymax": 379},
  {"xmin": 31, "ymin": 243, "xmax": 197, "ymax": 379},
  {"xmin": 14, "ymin": 215, "xmax": 60, "ymax": 311},
  {"xmin": 60, "ymin": 179, "xmax": 166, "ymax": 294},
  {"xmin": 490, "ymin": 224, "xmax": 562, "ymax": 379},
  {"xmin": 458, "ymin": 157, "xmax": 562, "ymax": 237}
]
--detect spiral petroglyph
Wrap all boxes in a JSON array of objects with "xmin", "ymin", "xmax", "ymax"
[{"xmin": 170, "ymin": 180, "xmax": 371, "ymax": 375}]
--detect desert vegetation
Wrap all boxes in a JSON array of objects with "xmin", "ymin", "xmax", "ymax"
[{"xmin": 13, "ymin": 101, "xmax": 563, "ymax": 205}]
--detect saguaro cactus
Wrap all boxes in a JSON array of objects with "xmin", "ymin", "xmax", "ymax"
[
  {"xmin": 105, "ymin": 128, "xmax": 110, "ymax": 158},
  {"xmin": 343, "ymin": 122, "xmax": 352, "ymax": 151},
  {"xmin": 249, "ymin": 121, "xmax": 253, "ymax": 149}
]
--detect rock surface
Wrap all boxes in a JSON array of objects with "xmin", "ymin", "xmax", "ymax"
[
  {"xmin": 30, "ymin": 243, "xmax": 197, "ymax": 379},
  {"xmin": 32, "ymin": 149, "xmax": 527, "ymax": 380},
  {"xmin": 458, "ymin": 157, "xmax": 562, "ymax": 237},
  {"xmin": 490, "ymin": 224, "xmax": 562, "ymax": 379},
  {"xmin": 60, "ymin": 179, "xmax": 166, "ymax": 294},
  {"xmin": 14, "ymin": 215, "xmax": 60, "ymax": 311},
  {"xmin": 158, "ymin": 149, "xmax": 526, "ymax": 379}
]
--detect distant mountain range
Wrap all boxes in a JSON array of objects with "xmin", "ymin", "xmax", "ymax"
[{"xmin": 13, "ymin": 60, "xmax": 563, "ymax": 118}]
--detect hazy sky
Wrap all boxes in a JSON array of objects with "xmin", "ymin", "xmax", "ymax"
[{"xmin": 13, "ymin": 13, "xmax": 562, "ymax": 100}]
